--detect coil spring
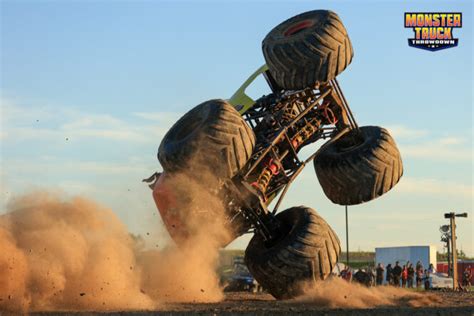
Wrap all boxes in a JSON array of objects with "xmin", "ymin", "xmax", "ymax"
[
  {"xmin": 256, "ymin": 167, "xmax": 273, "ymax": 192},
  {"xmin": 292, "ymin": 118, "xmax": 320, "ymax": 148}
]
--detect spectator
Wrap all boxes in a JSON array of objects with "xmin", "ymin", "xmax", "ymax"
[
  {"xmin": 376, "ymin": 263, "xmax": 385, "ymax": 286},
  {"xmin": 416, "ymin": 260, "xmax": 422, "ymax": 271},
  {"xmin": 416, "ymin": 261, "xmax": 424, "ymax": 288},
  {"xmin": 392, "ymin": 261, "xmax": 402, "ymax": 287},
  {"xmin": 424, "ymin": 269, "xmax": 430, "ymax": 290},
  {"xmin": 386, "ymin": 263, "xmax": 393, "ymax": 285},
  {"xmin": 407, "ymin": 263, "xmax": 415, "ymax": 288},
  {"xmin": 462, "ymin": 266, "xmax": 472, "ymax": 287},
  {"xmin": 368, "ymin": 268, "xmax": 375, "ymax": 287},
  {"xmin": 427, "ymin": 263, "xmax": 436, "ymax": 288},
  {"xmin": 401, "ymin": 265, "xmax": 408, "ymax": 288},
  {"xmin": 416, "ymin": 266, "xmax": 424, "ymax": 288}
]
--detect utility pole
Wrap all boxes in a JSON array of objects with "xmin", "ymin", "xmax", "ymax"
[
  {"xmin": 450, "ymin": 215, "xmax": 458, "ymax": 288},
  {"xmin": 345, "ymin": 205, "xmax": 349, "ymax": 266},
  {"xmin": 447, "ymin": 238, "xmax": 451, "ymax": 277},
  {"xmin": 444, "ymin": 212, "xmax": 468, "ymax": 290}
]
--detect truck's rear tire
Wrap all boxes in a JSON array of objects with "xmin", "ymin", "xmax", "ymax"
[
  {"xmin": 158, "ymin": 99, "xmax": 256, "ymax": 179},
  {"xmin": 245, "ymin": 206, "xmax": 340, "ymax": 299},
  {"xmin": 262, "ymin": 10, "xmax": 353, "ymax": 90},
  {"xmin": 314, "ymin": 126, "xmax": 403, "ymax": 205}
]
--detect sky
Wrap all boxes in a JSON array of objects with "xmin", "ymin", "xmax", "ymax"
[{"xmin": 1, "ymin": 0, "xmax": 473, "ymax": 256}]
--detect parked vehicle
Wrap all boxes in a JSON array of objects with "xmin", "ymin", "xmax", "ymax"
[
  {"xmin": 431, "ymin": 273, "xmax": 454, "ymax": 289},
  {"xmin": 223, "ymin": 257, "xmax": 261, "ymax": 293}
]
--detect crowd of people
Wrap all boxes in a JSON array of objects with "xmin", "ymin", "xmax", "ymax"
[
  {"xmin": 375, "ymin": 261, "xmax": 435, "ymax": 289},
  {"xmin": 339, "ymin": 261, "xmax": 473, "ymax": 290}
]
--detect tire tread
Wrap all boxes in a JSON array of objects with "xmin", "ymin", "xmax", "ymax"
[
  {"xmin": 314, "ymin": 126, "xmax": 403, "ymax": 205},
  {"xmin": 245, "ymin": 206, "xmax": 341, "ymax": 299},
  {"xmin": 263, "ymin": 10, "xmax": 353, "ymax": 89}
]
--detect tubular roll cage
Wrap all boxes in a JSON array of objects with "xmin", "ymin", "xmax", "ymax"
[{"xmin": 226, "ymin": 65, "xmax": 359, "ymax": 242}]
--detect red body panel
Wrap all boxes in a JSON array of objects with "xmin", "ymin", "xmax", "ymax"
[{"xmin": 152, "ymin": 172, "xmax": 189, "ymax": 244}]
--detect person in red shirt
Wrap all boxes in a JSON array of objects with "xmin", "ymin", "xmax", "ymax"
[{"xmin": 401, "ymin": 265, "xmax": 408, "ymax": 288}]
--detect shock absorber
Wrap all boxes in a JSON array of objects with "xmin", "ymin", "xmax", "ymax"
[
  {"xmin": 257, "ymin": 168, "xmax": 273, "ymax": 192},
  {"xmin": 251, "ymin": 159, "xmax": 280, "ymax": 195},
  {"xmin": 291, "ymin": 117, "xmax": 321, "ymax": 149}
]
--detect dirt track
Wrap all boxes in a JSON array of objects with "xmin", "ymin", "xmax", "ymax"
[{"xmin": 31, "ymin": 291, "xmax": 474, "ymax": 316}]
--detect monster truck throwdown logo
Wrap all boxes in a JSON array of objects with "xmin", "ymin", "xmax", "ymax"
[{"xmin": 404, "ymin": 12, "xmax": 462, "ymax": 51}]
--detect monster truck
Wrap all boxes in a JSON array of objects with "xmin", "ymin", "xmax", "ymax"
[{"xmin": 144, "ymin": 10, "xmax": 403, "ymax": 299}]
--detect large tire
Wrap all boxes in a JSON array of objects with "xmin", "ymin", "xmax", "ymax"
[
  {"xmin": 245, "ymin": 206, "xmax": 340, "ymax": 299},
  {"xmin": 262, "ymin": 10, "xmax": 353, "ymax": 90},
  {"xmin": 158, "ymin": 99, "xmax": 256, "ymax": 178},
  {"xmin": 314, "ymin": 126, "xmax": 403, "ymax": 205}
]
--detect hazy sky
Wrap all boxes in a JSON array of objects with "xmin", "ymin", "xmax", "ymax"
[{"xmin": 1, "ymin": 0, "xmax": 472, "ymax": 256}]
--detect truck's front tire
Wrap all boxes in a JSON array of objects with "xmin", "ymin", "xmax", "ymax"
[{"xmin": 158, "ymin": 99, "xmax": 256, "ymax": 179}]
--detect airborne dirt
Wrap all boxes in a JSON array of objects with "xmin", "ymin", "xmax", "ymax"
[{"xmin": 0, "ymin": 175, "xmax": 230, "ymax": 312}]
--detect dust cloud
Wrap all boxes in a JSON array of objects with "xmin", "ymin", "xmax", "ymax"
[
  {"xmin": 1, "ymin": 177, "xmax": 442, "ymax": 312},
  {"xmin": 0, "ymin": 174, "xmax": 230, "ymax": 312},
  {"xmin": 297, "ymin": 277, "xmax": 442, "ymax": 308}
]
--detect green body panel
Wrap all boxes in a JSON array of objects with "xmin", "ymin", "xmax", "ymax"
[
  {"xmin": 229, "ymin": 64, "xmax": 280, "ymax": 206},
  {"xmin": 228, "ymin": 64, "xmax": 268, "ymax": 115}
]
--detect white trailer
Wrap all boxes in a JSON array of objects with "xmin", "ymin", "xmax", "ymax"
[{"xmin": 375, "ymin": 245, "xmax": 437, "ymax": 283}]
